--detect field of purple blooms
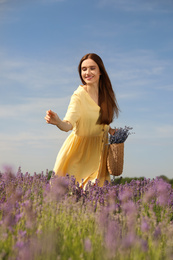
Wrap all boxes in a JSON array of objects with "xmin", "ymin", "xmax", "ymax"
[{"xmin": 0, "ymin": 167, "xmax": 173, "ymax": 260}]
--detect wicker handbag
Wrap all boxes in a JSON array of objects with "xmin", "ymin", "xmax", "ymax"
[{"xmin": 107, "ymin": 142, "xmax": 124, "ymax": 176}]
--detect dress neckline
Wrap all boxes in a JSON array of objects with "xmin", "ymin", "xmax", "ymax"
[{"xmin": 79, "ymin": 85, "xmax": 100, "ymax": 108}]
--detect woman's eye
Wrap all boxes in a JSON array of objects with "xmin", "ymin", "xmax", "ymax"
[{"xmin": 82, "ymin": 67, "xmax": 95, "ymax": 72}]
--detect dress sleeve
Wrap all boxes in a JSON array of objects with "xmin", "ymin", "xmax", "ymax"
[{"xmin": 63, "ymin": 93, "xmax": 81, "ymax": 128}]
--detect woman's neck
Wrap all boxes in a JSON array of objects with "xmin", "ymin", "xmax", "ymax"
[
  {"xmin": 85, "ymin": 83, "xmax": 98, "ymax": 95},
  {"xmin": 84, "ymin": 83, "xmax": 99, "ymax": 105}
]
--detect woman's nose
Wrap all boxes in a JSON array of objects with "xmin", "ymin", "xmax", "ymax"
[{"xmin": 86, "ymin": 68, "xmax": 90, "ymax": 74}]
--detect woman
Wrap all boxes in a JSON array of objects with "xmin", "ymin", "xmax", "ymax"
[{"xmin": 45, "ymin": 53, "xmax": 120, "ymax": 186}]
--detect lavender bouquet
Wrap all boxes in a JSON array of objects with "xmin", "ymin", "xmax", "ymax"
[{"xmin": 109, "ymin": 126, "xmax": 134, "ymax": 144}]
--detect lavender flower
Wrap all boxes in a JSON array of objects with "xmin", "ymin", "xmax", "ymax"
[
  {"xmin": 121, "ymin": 233, "xmax": 137, "ymax": 249},
  {"xmin": 0, "ymin": 166, "xmax": 173, "ymax": 260},
  {"xmin": 109, "ymin": 126, "xmax": 134, "ymax": 144},
  {"xmin": 84, "ymin": 238, "xmax": 92, "ymax": 252},
  {"xmin": 141, "ymin": 217, "xmax": 150, "ymax": 233}
]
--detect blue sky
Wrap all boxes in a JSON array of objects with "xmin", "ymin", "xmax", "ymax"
[{"xmin": 0, "ymin": 0, "xmax": 173, "ymax": 179}]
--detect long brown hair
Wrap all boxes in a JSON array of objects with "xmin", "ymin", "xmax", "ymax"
[{"xmin": 78, "ymin": 53, "xmax": 120, "ymax": 125}]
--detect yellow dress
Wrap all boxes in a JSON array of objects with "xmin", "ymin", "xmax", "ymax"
[{"xmin": 53, "ymin": 85, "xmax": 110, "ymax": 187}]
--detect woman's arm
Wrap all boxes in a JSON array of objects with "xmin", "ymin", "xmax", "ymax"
[{"xmin": 45, "ymin": 110, "xmax": 73, "ymax": 132}]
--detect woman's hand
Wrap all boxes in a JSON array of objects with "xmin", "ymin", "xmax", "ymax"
[
  {"xmin": 45, "ymin": 109, "xmax": 73, "ymax": 132},
  {"xmin": 109, "ymin": 126, "xmax": 116, "ymax": 136},
  {"xmin": 45, "ymin": 110, "xmax": 60, "ymax": 126}
]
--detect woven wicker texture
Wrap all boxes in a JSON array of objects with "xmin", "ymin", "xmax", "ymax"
[{"xmin": 107, "ymin": 143, "xmax": 124, "ymax": 176}]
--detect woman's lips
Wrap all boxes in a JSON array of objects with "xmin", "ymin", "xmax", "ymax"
[{"xmin": 85, "ymin": 76, "xmax": 93, "ymax": 80}]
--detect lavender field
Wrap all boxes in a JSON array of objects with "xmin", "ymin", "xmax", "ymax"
[{"xmin": 0, "ymin": 168, "xmax": 173, "ymax": 260}]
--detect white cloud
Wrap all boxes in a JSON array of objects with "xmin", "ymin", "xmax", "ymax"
[
  {"xmin": 0, "ymin": 130, "xmax": 68, "ymax": 148},
  {"xmin": 155, "ymin": 125, "xmax": 173, "ymax": 139},
  {"xmin": 41, "ymin": 0, "xmax": 65, "ymax": 2},
  {"xmin": 0, "ymin": 0, "xmax": 24, "ymax": 22},
  {"xmin": 108, "ymin": 50, "xmax": 168, "ymax": 71},
  {"xmin": 155, "ymin": 85, "xmax": 173, "ymax": 91},
  {"xmin": 0, "ymin": 0, "xmax": 8, "ymax": 3},
  {"xmin": 0, "ymin": 0, "xmax": 11, "ymax": 21},
  {"xmin": 0, "ymin": 0, "xmax": 66, "ymax": 24},
  {"xmin": 0, "ymin": 51, "xmax": 77, "ymax": 92},
  {"xmin": 128, "ymin": 123, "xmax": 173, "ymax": 143},
  {"xmin": 0, "ymin": 96, "xmax": 70, "ymax": 119},
  {"xmin": 117, "ymin": 92, "xmax": 144, "ymax": 100},
  {"xmin": 107, "ymin": 50, "xmax": 170, "ymax": 97},
  {"xmin": 97, "ymin": 0, "xmax": 173, "ymax": 13},
  {"xmin": 0, "ymin": 123, "xmax": 69, "ymax": 174}
]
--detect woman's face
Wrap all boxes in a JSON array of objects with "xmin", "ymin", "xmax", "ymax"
[{"xmin": 81, "ymin": 58, "xmax": 101, "ymax": 86}]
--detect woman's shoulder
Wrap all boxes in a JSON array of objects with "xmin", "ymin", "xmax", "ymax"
[{"xmin": 73, "ymin": 85, "xmax": 85, "ymax": 98}]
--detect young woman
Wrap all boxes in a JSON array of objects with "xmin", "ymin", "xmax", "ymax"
[{"xmin": 45, "ymin": 53, "xmax": 120, "ymax": 186}]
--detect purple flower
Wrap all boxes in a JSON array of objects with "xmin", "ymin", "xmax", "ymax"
[
  {"xmin": 156, "ymin": 179, "xmax": 170, "ymax": 206},
  {"xmin": 15, "ymin": 213, "xmax": 23, "ymax": 223},
  {"xmin": 109, "ymin": 126, "xmax": 134, "ymax": 144},
  {"xmin": 84, "ymin": 238, "xmax": 92, "ymax": 252},
  {"xmin": 153, "ymin": 226, "xmax": 161, "ymax": 239},
  {"xmin": 15, "ymin": 241, "xmax": 25, "ymax": 249},
  {"xmin": 140, "ymin": 239, "xmax": 148, "ymax": 252},
  {"xmin": 119, "ymin": 188, "xmax": 133, "ymax": 202},
  {"xmin": 104, "ymin": 220, "xmax": 119, "ymax": 254},
  {"xmin": 121, "ymin": 200, "xmax": 137, "ymax": 215},
  {"xmin": 122, "ymin": 233, "xmax": 136, "ymax": 249},
  {"xmin": 141, "ymin": 218, "xmax": 150, "ymax": 232},
  {"xmin": 143, "ymin": 187, "xmax": 156, "ymax": 203},
  {"xmin": 18, "ymin": 230, "xmax": 27, "ymax": 238},
  {"xmin": 48, "ymin": 176, "xmax": 69, "ymax": 202}
]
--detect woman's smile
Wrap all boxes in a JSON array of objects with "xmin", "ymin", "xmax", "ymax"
[{"xmin": 85, "ymin": 75, "xmax": 93, "ymax": 80}]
